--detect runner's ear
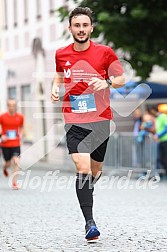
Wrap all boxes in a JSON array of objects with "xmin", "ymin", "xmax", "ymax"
[
  {"xmin": 68, "ymin": 26, "xmax": 72, "ymax": 33},
  {"xmin": 91, "ymin": 25, "xmax": 94, "ymax": 33}
]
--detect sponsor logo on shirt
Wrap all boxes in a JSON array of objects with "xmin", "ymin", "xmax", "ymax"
[
  {"xmin": 64, "ymin": 68, "xmax": 71, "ymax": 78},
  {"xmin": 65, "ymin": 61, "xmax": 71, "ymax": 66}
]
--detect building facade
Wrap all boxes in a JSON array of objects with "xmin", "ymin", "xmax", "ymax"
[{"xmin": 0, "ymin": 0, "xmax": 74, "ymax": 160}]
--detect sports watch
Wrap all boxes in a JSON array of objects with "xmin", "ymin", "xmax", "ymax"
[{"xmin": 106, "ymin": 79, "xmax": 112, "ymax": 88}]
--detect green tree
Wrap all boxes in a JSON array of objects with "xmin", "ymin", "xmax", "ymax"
[{"xmin": 58, "ymin": 0, "xmax": 167, "ymax": 80}]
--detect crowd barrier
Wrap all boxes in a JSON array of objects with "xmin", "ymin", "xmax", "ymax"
[{"xmin": 104, "ymin": 132, "xmax": 157, "ymax": 175}]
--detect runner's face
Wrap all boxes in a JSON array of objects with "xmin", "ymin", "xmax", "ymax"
[
  {"xmin": 69, "ymin": 15, "xmax": 93, "ymax": 44},
  {"xmin": 7, "ymin": 100, "xmax": 17, "ymax": 114}
]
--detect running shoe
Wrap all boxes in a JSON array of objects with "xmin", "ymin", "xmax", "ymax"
[
  {"xmin": 3, "ymin": 168, "xmax": 9, "ymax": 177},
  {"xmin": 85, "ymin": 219, "xmax": 100, "ymax": 242}
]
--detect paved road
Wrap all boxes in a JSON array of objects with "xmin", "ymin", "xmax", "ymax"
[{"xmin": 0, "ymin": 167, "xmax": 167, "ymax": 252}]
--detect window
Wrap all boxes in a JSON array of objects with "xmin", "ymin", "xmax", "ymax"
[
  {"xmin": 24, "ymin": 0, "xmax": 28, "ymax": 23},
  {"xmin": 21, "ymin": 85, "xmax": 31, "ymax": 101},
  {"xmin": 50, "ymin": 24, "xmax": 56, "ymax": 42},
  {"xmin": 14, "ymin": 35, "xmax": 19, "ymax": 50},
  {"xmin": 21, "ymin": 84, "xmax": 33, "ymax": 142},
  {"xmin": 13, "ymin": 0, "xmax": 18, "ymax": 27},
  {"xmin": 24, "ymin": 31, "xmax": 30, "ymax": 48},
  {"xmin": 4, "ymin": 0, "xmax": 8, "ymax": 29},
  {"xmin": 36, "ymin": 0, "xmax": 42, "ymax": 20},
  {"xmin": 5, "ymin": 38, "xmax": 9, "ymax": 51},
  {"xmin": 8, "ymin": 87, "xmax": 17, "ymax": 99},
  {"xmin": 49, "ymin": 0, "xmax": 55, "ymax": 14}
]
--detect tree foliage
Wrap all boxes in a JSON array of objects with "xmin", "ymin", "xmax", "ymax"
[{"xmin": 58, "ymin": 0, "xmax": 167, "ymax": 79}]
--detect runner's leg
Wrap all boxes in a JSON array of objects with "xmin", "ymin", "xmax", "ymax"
[
  {"xmin": 1, "ymin": 147, "xmax": 11, "ymax": 177},
  {"xmin": 12, "ymin": 156, "xmax": 19, "ymax": 187},
  {"xmin": 11, "ymin": 147, "xmax": 20, "ymax": 189},
  {"xmin": 91, "ymin": 159, "xmax": 103, "ymax": 186},
  {"xmin": 72, "ymin": 153, "xmax": 100, "ymax": 240},
  {"xmin": 71, "ymin": 153, "xmax": 94, "ymax": 222},
  {"xmin": 3, "ymin": 161, "xmax": 11, "ymax": 177}
]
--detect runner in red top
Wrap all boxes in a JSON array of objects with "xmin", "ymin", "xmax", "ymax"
[
  {"xmin": 56, "ymin": 41, "xmax": 123, "ymax": 123},
  {"xmin": 0, "ymin": 99, "xmax": 24, "ymax": 189},
  {"xmin": 51, "ymin": 7, "xmax": 125, "ymax": 241}
]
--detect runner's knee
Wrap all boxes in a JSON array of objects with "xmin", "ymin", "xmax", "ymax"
[
  {"xmin": 72, "ymin": 154, "xmax": 91, "ymax": 174},
  {"xmin": 13, "ymin": 156, "xmax": 19, "ymax": 165},
  {"xmin": 75, "ymin": 161, "xmax": 91, "ymax": 174}
]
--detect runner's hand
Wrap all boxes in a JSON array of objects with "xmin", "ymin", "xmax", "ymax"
[
  {"xmin": 51, "ymin": 86, "xmax": 60, "ymax": 102},
  {"xmin": 1, "ymin": 135, "xmax": 8, "ymax": 142},
  {"xmin": 89, "ymin": 77, "xmax": 108, "ymax": 91}
]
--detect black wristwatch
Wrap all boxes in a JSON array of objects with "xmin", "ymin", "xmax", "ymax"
[{"xmin": 106, "ymin": 79, "xmax": 112, "ymax": 88}]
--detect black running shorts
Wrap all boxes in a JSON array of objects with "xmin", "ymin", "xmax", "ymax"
[
  {"xmin": 65, "ymin": 121, "xmax": 110, "ymax": 162},
  {"xmin": 1, "ymin": 146, "xmax": 21, "ymax": 162}
]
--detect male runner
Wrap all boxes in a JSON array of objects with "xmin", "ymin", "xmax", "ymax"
[
  {"xmin": 51, "ymin": 7, "xmax": 125, "ymax": 241},
  {"xmin": 0, "ymin": 99, "xmax": 24, "ymax": 189}
]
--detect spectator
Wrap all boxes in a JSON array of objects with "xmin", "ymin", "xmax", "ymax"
[
  {"xmin": 132, "ymin": 108, "xmax": 143, "ymax": 167},
  {"xmin": 150, "ymin": 105, "xmax": 167, "ymax": 179},
  {"xmin": 137, "ymin": 111, "xmax": 156, "ymax": 143},
  {"xmin": 133, "ymin": 108, "xmax": 142, "ymax": 134}
]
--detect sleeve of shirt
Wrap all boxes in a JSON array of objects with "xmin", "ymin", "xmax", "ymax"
[
  {"xmin": 20, "ymin": 115, "xmax": 24, "ymax": 127},
  {"xmin": 105, "ymin": 47, "xmax": 124, "ymax": 77},
  {"xmin": 162, "ymin": 114, "xmax": 167, "ymax": 126},
  {"xmin": 157, "ymin": 114, "xmax": 167, "ymax": 138},
  {"xmin": 55, "ymin": 51, "xmax": 63, "ymax": 73}
]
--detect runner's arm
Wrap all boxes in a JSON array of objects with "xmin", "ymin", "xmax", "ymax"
[
  {"xmin": 19, "ymin": 126, "xmax": 24, "ymax": 140},
  {"xmin": 110, "ymin": 75, "xmax": 125, "ymax": 89},
  {"xmin": 0, "ymin": 124, "xmax": 7, "ymax": 142},
  {"xmin": 51, "ymin": 72, "xmax": 64, "ymax": 102},
  {"xmin": 89, "ymin": 75, "xmax": 125, "ymax": 91},
  {"xmin": 0, "ymin": 124, "xmax": 2, "ymax": 141}
]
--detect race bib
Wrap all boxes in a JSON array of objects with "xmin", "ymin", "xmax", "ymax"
[
  {"xmin": 6, "ymin": 130, "xmax": 17, "ymax": 139},
  {"xmin": 69, "ymin": 94, "xmax": 96, "ymax": 113}
]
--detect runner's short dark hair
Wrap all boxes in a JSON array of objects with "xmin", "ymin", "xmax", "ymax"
[
  {"xmin": 69, "ymin": 7, "xmax": 93, "ymax": 25},
  {"xmin": 7, "ymin": 98, "xmax": 17, "ymax": 104}
]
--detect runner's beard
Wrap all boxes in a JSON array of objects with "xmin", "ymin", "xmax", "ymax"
[{"xmin": 73, "ymin": 35, "xmax": 90, "ymax": 44}]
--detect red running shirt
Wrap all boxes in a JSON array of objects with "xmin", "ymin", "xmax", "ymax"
[
  {"xmin": 0, "ymin": 112, "xmax": 24, "ymax": 147},
  {"xmin": 55, "ymin": 40, "xmax": 124, "ymax": 124}
]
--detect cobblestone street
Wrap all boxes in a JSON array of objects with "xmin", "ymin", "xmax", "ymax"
[{"xmin": 0, "ymin": 167, "xmax": 167, "ymax": 252}]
